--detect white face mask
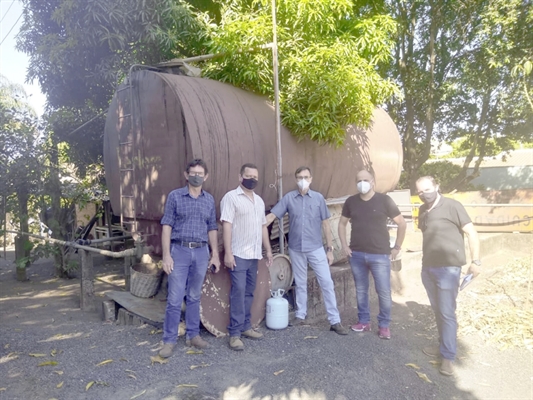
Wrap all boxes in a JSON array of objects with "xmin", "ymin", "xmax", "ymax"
[
  {"xmin": 357, "ymin": 181, "xmax": 371, "ymax": 194},
  {"xmin": 297, "ymin": 179, "xmax": 310, "ymax": 191}
]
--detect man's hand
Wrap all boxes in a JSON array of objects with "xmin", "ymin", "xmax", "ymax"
[
  {"xmin": 266, "ymin": 251, "xmax": 273, "ymax": 267},
  {"xmin": 341, "ymin": 245, "xmax": 352, "ymax": 258},
  {"xmin": 209, "ymin": 255, "xmax": 221, "ymax": 273},
  {"xmin": 224, "ymin": 252, "xmax": 236, "ymax": 270},
  {"xmin": 467, "ymin": 262, "xmax": 481, "ymax": 278},
  {"xmin": 390, "ymin": 248, "xmax": 400, "ymax": 261},
  {"xmin": 162, "ymin": 254, "xmax": 173, "ymax": 275},
  {"xmin": 326, "ymin": 251, "xmax": 334, "ymax": 266}
]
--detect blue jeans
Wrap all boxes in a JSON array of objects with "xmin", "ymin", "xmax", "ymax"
[
  {"xmin": 228, "ymin": 256, "xmax": 258, "ymax": 337},
  {"xmin": 349, "ymin": 251, "xmax": 392, "ymax": 328},
  {"xmin": 162, "ymin": 244, "xmax": 209, "ymax": 344},
  {"xmin": 421, "ymin": 266, "xmax": 461, "ymax": 360},
  {"xmin": 289, "ymin": 247, "xmax": 341, "ymax": 324}
]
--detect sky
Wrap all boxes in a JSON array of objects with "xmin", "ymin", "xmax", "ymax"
[{"xmin": 0, "ymin": 0, "xmax": 46, "ymax": 116}]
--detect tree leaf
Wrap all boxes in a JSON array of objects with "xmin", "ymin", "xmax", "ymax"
[
  {"xmin": 185, "ymin": 350, "xmax": 203, "ymax": 355},
  {"xmin": 86, "ymin": 381, "xmax": 95, "ymax": 391},
  {"xmin": 176, "ymin": 384, "xmax": 198, "ymax": 388},
  {"xmin": 416, "ymin": 372, "xmax": 433, "ymax": 384},
  {"xmin": 150, "ymin": 355, "xmax": 169, "ymax": 365},
  {"xmin": 130, "ymin": 389, "xmax": 146, "ymax": 399},
  {"xmin": 304, "ymin": 336, "xmax": 318, "ymax": 339},
  {"xmin": 189, "ymin": 363, "xmax": 210, "ymax": 370},
  {"xmin": 56, "ymin": 382, "xmax": 64, "ymax": 389},
  {"xmin": 96, "ymin": 359, "xmax": 113, "ymax": 366},
  {"xmin": 405, "ymin": 363, "xmax": 420, "ymax": 370},
  {"xmin": 38, "ymin": 361, "xmax": 58, "ymax": 367},
  {"xmin": 273, "ymin": 370, "xmax": 284, "ymax": 376},
  {"xmin": 53, "ymin": 371, "xmax": 64, "ymax": 375},
  {"xmin": 29, "ymin": 353, "xmax": 47, "ymax": 357}
]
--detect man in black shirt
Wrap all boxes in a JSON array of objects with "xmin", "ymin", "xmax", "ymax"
[
  {"xmin": 416, "ymin": 176, "xmax": 480, "ymax": 376},
  {"xmin": 338, "ymin": 170, "xmax": 406, "ymax": 340}
]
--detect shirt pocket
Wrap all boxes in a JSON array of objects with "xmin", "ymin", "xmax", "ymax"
[{"xmin": 308, "ymin": 203, "xmax": 321, "ymax": 219}]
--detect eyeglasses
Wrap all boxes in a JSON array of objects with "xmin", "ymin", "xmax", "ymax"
[
  {"xmin": 188, "ymin": 172, "xmax": 205, "ymax": 177},
  {"xmin": 296, "ymin": 176, "xmax": 311, "ymax": 181}
]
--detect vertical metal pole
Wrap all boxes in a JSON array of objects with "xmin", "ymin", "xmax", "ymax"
[{"xmin": 272, "ymin": 0, "xmax": 285, "ymax": 255}]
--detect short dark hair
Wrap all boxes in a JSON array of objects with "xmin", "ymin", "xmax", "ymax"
[
  {"xmin": 186, "ymin": 159, "xmax": 208, "ymax": 174},
  {"xmin": 295, "ymin": 166, "xmax": 312, "ymax": 177},
  {"xmin": 416, "ymin": 176, "xmax": 438, "ymax": 186},
  {"xmin": 240, "ymin": 163, "xmax": 258, "ymax": 175}
]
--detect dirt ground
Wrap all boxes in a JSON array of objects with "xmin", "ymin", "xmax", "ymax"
[{"xmin": 0, "ymin": 242, "xmax": 532, "ymax": 400}]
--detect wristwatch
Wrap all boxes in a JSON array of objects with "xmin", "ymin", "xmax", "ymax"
[
  {"xmin": 392, "ymin": 244, "xmax": 401, "ymax": 251},
  {"xmin": 472, "ymin": 259, "xmax": 481, "ymax": 266},
  {"xmin": 326, "ymin": 246, "xmax": 333, "ymax": 252}
]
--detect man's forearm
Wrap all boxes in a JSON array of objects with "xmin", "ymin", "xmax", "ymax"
[
  {"xmin": 222, "ymin": 222, "xmax": 232, "ymax": 255},
  {"xmin": 161, "ymin": 225, "xmax": 171, "ymax": 257},
  {"xmin": 262, "ymin": 225, "xmax": 272, "ymax": 253},
  {"xmin": 322, "ymin": 220, "xmax": 333, "ymax": 247},
  {"xmin": 338, "ymin": 221, "xmax": 348, "ymax": 248},
  {"xmin": 208, "ymin": 229, "xmax": 219, "ymax": 257}
]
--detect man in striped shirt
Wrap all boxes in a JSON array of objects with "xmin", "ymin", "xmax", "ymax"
[
  {"xmin": 159, "ymin": 159, "xmax": 220, "ymax": 359},
  {"xmin": 221, "ymin": 163, "xmax": 273, "ymax": 351}
]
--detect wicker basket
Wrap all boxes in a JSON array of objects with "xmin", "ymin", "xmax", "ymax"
[{"xmin": 130, "ymin": 263, "xmax": 162, "ymax": 298}]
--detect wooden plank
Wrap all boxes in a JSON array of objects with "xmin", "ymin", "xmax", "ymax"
[{"xmin": 106, "ymin": 290, "xmax": 165, "ymax": 325}]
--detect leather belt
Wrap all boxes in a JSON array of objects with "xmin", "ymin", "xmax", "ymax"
[{"xmin": 172, "ymin": 240, "xmax": 208, "ymax": 249}]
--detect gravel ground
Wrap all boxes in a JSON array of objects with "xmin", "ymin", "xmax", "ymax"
[{"xmin": 0, "ymin": 250, "xmax": 531, "ymax": 400}]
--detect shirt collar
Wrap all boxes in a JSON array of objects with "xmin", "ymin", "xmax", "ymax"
[
  {"xmin": 179, "ymin": 185, "xmax": 204, "ymax": 197},
  {"xmin": 294, "ymin": 189, "xmax": 313, "ymax": 198}
]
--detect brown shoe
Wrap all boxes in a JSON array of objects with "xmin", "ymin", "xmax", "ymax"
[
  {"xmin": 439, "ymin": 359, "xmax": 454, "ymax": 376},
  {"xmin": 229, "ymin": 336, "xmax": 244, "ymax": 351},
  {"xmin": 242, "ymin": 329, "xmax": 263, "ymax": 339},
  {"xmin": 330, "ymin": 323, "xmax": 349, "ymax": 335},
  {"xmin": 422, "ymin": 345, "xmax": 440, "ymax": 358},
  {"xmin": 159, "ymin": 343, "xmax": 175, "ymax": 358},
  {"xmin": 186, "ymin": 335, "xmax": 209, "ymax": 349}
]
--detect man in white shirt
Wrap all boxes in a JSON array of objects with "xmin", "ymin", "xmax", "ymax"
[{"xmin": 220, "ymin": 163, "xmax": 273, "ymax": 351}]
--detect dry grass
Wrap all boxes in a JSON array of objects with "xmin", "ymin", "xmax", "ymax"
[{"xmin": 458, "ymin": 256, "xmax": 533, "ymax": 350}]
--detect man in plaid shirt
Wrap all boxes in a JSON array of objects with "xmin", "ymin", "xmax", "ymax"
[{"xmin": 159, "ymin": 159, "xmax": 220, "ymax": 358}]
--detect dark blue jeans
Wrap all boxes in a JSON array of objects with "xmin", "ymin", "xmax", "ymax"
[
  {"xmin": 162, "ymin": 244, "xmax": 209, "ymax": 344},
  {"xmin": 421, "ymin": 266, "xmax": 461, "ymax": 360},
  {"xmin": 228, "ymin": 256, "xmax": 258, "ymax": 337},
  {"xmin": 349, "ymin": 251, "xmax": 392, "ymax": 328}
]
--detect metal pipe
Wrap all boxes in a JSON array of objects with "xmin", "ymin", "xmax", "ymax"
[
  {"xmin": 271, "ymin": 0, "xmax": 284, "ymax": 255},
  {"xmin": 80, "ymin": 235, "xmax": 131, "ymax": 244},
  {"xmin": 5, "ymin": 230, "xmax": 145, "ymax": 259}
]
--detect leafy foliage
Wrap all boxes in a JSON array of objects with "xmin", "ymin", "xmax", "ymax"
[
  {"xmin": 387, "ymin": 0, "xmax": 533, "ymax": 191},
  {"xmin": 197, "ymin": 0, "xmax": 399, "ymax": 144}
]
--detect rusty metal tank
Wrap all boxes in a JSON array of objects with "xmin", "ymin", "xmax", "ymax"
[{"xmin": 104, "ymin": 69, "xmax": 403, "ymax": 255}]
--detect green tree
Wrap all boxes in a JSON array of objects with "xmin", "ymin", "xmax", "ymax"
[
  {"xmin": 0, "ymin": 76, "xmax": 43, "ymax": 280},
  {"xmin": 194, "ymin": 0, "xmax": 399, "ymax": 144},
  {"xmin": 387, "ymin": 0, "xmax": 533, "ymax": 192}
]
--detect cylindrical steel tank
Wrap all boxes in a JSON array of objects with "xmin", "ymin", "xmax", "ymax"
[{"xmin": 104, "ymin": 70, "xmax": 402, "ymax": 254}]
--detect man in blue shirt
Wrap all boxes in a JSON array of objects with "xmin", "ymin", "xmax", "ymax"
[
  {"xmin": 159, "ymin": 159, "xmax": 220, "ymax": 358},
  {"xmin": 266, "ymin": 166, "xmax": 348, "ymax": 335}
]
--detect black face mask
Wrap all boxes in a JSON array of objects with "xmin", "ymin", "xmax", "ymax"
[
  {"xmin": 188, "ymin": 175, "xmax": 204, "ymax": 187},
  {"xmin": 242, "ymin": 178, "xmax": 258, "ymax": 190},
  {"xmin": 419, "ymin": 191, "xmax": 438, "ymax": 204}
]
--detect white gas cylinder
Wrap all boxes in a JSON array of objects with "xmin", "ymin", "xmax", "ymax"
[{"xmin": 266, "ymin": 289, "xmax": 289, "ymax": 330}]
